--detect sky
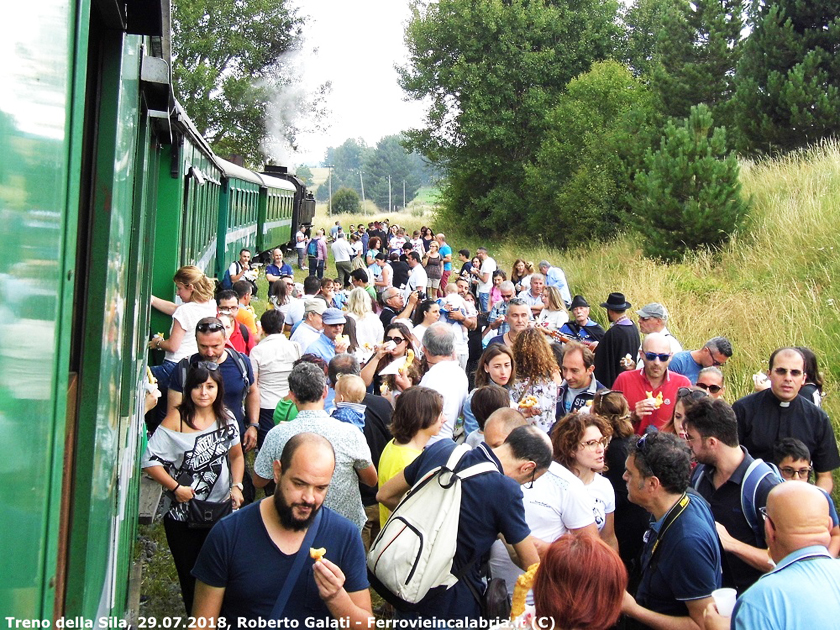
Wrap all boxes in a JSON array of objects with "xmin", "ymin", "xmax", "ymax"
[{"xmin": 290, "ymin": 0, "xmax": 427, "ymax": 166}]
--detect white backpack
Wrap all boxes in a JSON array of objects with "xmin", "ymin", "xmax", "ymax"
[{"xmin": 367, "ymin": 444, "xmax": 498, "ymax": 605}]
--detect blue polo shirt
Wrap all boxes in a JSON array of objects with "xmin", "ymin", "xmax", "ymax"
[
  {"xmin": 732, "ymin": 546, "xmax": 840, "ymax": 630},
  {"xmin": 636, "ymin": 493, "xmax": 722, "ymax": 617},
  {"xmin": 402, "ymin": 441, "xmax": 531, "ymax": 620},
  {"xmin": 305, "ymin": 332, "xmax": 338, "ymax": 363},
  {"xmin": 193, "ymin": 503, "xmax": 368, "ymax": 625}
]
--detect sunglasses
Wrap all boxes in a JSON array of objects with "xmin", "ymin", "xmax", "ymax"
[
  {"xmin": 197, "ymin": 360, "xmax": 219, "ymax": 372},
  {"xmin": 773, "ymin": 367, "xmax": 803, "ymax": 377},
  {"xmin": 636, "ymin": 433, "xmax": 650, "ymax": 453},
  {"xmin": 677, "ymin": 386, "xmax": 707, "ymax": 398},
  {"xmin": 644, "ymin": 352, "xmax": 671, "ymax": 362},
  {"xmin": 696, "ymin": 382, "xmax": 722, "ymax": 394},
  {"xmin": 386, "ymin": 336, "xmax": 406, "ymax": 344},
  {"xmin": 707, "ymin": 347, "xmax": 726, "ymax": 366},
  {"xmin": 196, "ymin": 322, "xmax": 224, "ymax": 333}
]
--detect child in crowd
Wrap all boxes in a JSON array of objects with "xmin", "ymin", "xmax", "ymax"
[
  {"xmin": 773, "ymin": 437, "xmax": 840, "ymax": 557},
  {"xmin": 490, "ymin": 270, "xmax": 507, "ymax": 307},
  {"xmin": 464, "ymin": 384, "xmax": 513, "ymax": 447},
  {"xmin": 330, "ymin": 374, "xmax": 367, "ymax": 431}
]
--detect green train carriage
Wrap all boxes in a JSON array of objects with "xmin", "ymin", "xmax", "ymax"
[
  {"xmin": 1, "ymin": 0, "xmax": 174, "ymax": 620},
  {"xmin": 216, "ymin": 158, "xmax": 261, "ymax": 281},
  {"xmin": 256, "ymin": 172, "xmax": 297, "ymax": 259}
]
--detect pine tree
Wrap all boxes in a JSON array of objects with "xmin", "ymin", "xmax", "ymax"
[
  {"xmin": 631, "ymin": 105, "xmax": 748, "ymax": 261},
  {"xmin": 650, "ymin": 0, "xmax": 745, "ymax": 131},
  {"xmin": 735, "ymin": 0, "xmax": 840, "ymax": 154}
]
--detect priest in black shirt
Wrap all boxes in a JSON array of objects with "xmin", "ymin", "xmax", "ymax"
[{"xmin": 733, "ymin": 347, "xmax": 839, "ymax": 492}]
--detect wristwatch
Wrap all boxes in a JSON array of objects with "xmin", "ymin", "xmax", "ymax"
[
  {"xmin": 231, "ymin": 482, "xmax": 244, "ymax": 490},
  {"xmin": 248, "ymin": 422, "xmax": 259, "ymax": 429}
]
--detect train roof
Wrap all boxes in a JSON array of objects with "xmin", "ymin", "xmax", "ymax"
[
  {"xmin": 215, "ymin": 156, "xmax": 264, "ymax": 185},
  {"xmin": 255, "ymin": 172, "xmax": 297, "ymax": 192}
]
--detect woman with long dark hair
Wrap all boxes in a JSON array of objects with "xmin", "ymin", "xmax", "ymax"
[
  {"xmin": 142, "ymin": 363, "xmax": 243, "ymax": 614},
  {"xmin": 411, "ymin": 299, "xmax": 441, "ymax": 351},
  {"xmin": 360, "ymin": 322, "xmax": 422, "ymax": 397},
  {"xmin": 462, "ymin": 344, "xmax": 517, "ymax": 437}
]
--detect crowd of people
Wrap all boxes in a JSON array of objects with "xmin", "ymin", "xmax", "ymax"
[{"xmin": 141, "ymin": 221, "xmax": 840, "ymax": 629}]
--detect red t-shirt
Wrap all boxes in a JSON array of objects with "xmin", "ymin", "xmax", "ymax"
[{"xmin": 613, "ymin": 369, "xmax": 692, "ymax": 434}]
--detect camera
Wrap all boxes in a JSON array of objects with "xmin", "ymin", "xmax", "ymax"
[{"xmin": 415, "ymin": 290, "xmax": 426, "ymax": 301}]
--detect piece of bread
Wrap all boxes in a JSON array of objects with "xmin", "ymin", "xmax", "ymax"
[
  {"xmin": 309, "ymin": 547, "xmax": 326, "ymax": 562},
  {"xmin": 511, "ymin": 562, "xmax": 540, "ymax": 618}
]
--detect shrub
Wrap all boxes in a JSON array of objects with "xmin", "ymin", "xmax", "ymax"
[
  {"xmin": 630, "ymin": 104, "xmax": 749, "ymax": 261},
  {"xmin": 330, "ymin": 187, "xmax": 361, "ymax": 214}
]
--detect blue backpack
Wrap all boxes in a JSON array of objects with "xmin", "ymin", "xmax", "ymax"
[
  {"xmin": 693, "ymin": 458, "xmax": 783, "ymax": 545},
  {"xmin": 307, "ymin": 239, "xmax": 318, "ymax": 257}
]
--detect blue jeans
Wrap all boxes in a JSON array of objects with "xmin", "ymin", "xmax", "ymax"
[
  {"xmin": 478, "ymin": 292, "xmax": 490, "ymax": 313},
  {"xmin": 308, "ymin": 257, "xmax": 325, "ymax": 278}
]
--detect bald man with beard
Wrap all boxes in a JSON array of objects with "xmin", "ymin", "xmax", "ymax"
[{"xmin": 704, "ymin": 482, "xmax": 840, "ymax": 630}]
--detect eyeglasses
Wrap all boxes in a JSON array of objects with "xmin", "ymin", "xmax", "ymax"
[
  {"xmin": 707, "ymin": 347, "xmax": 726, "ymax": 367},
  {"xmin": 386, "ymin": 336, "xmax": 405, "ymax": 344},
  {"xmin": 196, "ymin": 322, "xmax": 225, "ymax": 333},
  {"xmin": 758, "ymin": 506, "xmax": 773, "ymax": 526},
  {"xmin": 580, "ymin": 437, "xmax": 610, "ymax": 451},
  {"xmin": 684, "ymin": 434, "xmax": 704, "ymax": 444},
  {"xmin": 197, "ymin": 361, "xmax": 219, "ymax": 372},
  {"xmin": 773, "ymin": 367, "xmax": 803, "ymax": 377},
  {"xmin": 524, "ymin": 467, "xmax": 537, "ymax": 490},
  {"xmin": 696, "ymin": 382, "xmax": 723, "ymax": 394},
  {"xmin": 644, "ymin": 352, "xmax": 671, "ymax": 362},
  {"xmin": 780, "ymin": 466, "xmax": 812, "ymax": 479}
]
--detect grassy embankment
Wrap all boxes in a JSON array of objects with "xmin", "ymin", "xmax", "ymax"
[{"xmin": 139, "ymin": 141, "xmax": 840, "ymax": 616}]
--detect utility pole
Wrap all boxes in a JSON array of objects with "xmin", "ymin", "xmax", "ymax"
[
  {"xmin": 327, "ymin": 164, "xmax": 333, "ymax": 216},
  {"xmin": 360, "ymin": 172, "xmax": 365, "ymax": 206},
  {"xmin": 388, "ymin": 175, "xmax": 392, "ymax": 213},
  {"xmin": 403, "ymin": 180, "xmax": 406, "ymax": 210}
]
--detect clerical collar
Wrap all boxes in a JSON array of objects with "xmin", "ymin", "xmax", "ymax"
[{"xmin": 780, "ymin": 401, "xmax": 790, "ymax": 408}]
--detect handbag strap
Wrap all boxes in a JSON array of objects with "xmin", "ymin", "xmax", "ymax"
[{"xmin": 270, "ymin": 508, "xmax": 324, "ymax": 619}]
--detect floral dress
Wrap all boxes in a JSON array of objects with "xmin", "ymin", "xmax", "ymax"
[{"xmin": 510, "ymin": 377, "xmax": 559, "ymax": 433}]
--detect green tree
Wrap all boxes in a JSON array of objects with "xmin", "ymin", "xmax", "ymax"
[
  {"xmin": 526, "ymin": 61, "xmax": 658, "ymax": 247},
  {"xmin": 331, "ymin": 188, "xmax": 361, "ymax": 214},
  {"xmin": 295, "ymin": 165, "xmax": 313, "ymax": 186},
  {"xmin": 364, "ymin": 136, "xmax": 422, "ymax": 210},
  {"xmin": 171, "ymin": 0, "xmax": 308, "ymax": 166},
  {"xmin": 630, "ymin": 105, "xmax": 748, "ymax": 261},
  {"xmin": 620, "ymin": 0, "xmax": 679, "ymax": 77},
  {"xmin": 735, "ymin": 1, "xmax": 840, "ymax": 155},
  {"xmin": 323, "ymin": 139, "xmax": 373, "ymax": 194},
  {"xmin": 399, "ymin": 0, "xmax": 620, "ymax": 236},
  {"xmin": 649, "ymin": 0, "xmax": 744, "ymax": 130}
]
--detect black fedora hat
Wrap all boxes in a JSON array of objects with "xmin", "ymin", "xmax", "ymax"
[
  {"xmin": 600, "ymin": 292, "xmax": 632, "ymax": 311},
  {"xmin": 569, "ymin": 295, "xmax": 589, "ymax": 309}
]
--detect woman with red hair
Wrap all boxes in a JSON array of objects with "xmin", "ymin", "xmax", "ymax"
[{"xmin": 528, "ymin": 532, "xmax": 626, "ymax": 630}]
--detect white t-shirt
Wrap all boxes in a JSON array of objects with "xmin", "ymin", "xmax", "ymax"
[
  {"xmin": 284, "ymin": 297, "xmax": 306, "ymax": 327},
  {"xmin": 348, "ymin": 311, "xmax": 384, "ymax": 349},
  {"xmin": 488, "ymin": 461, "xmax": 596, "ymax": 594},
  {"xmin": 404, "ymin": 265, "xmax": 428, "ymax": 300},
  {"xmin": 536, "ymin": 309, "xmax": 568, "ymax": 330},
  {"xmin": 295, "ymin": 230, "xmax": 306, "ymax": 250},
  {"xmin": 585, "ymin": 473, "xmax": 616, "ymax": 532},
  {"xmin": 420, "ymin": 360, "xmax": 468, "ymax": 442},
  {"xmin": 331, "ymin": 238, "xmax": 354, "ymax": 263},
  {"xmin": 478, "ymin": 257, "xmax": 497, "ymax": 293},
  {"xmin": 250, "ymin": 334, "xmax": 302, "ymax": 409},
  {"xmin": 165, "ymin": 300, "xmax": 218, "ymax": 363}
]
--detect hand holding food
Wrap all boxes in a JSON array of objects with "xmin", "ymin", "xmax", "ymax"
[
  {"xmin": 310, "ymin": 547, "xmax": 326, "ymax": 562},
  {"xmin": 511, "ymin": 562, "xmax": 540, "ymax": 619},
  {"xmin": 399, "ymin": 349, "xmax": 415, "ymax": 376},
  {"xmin": 620, "ymin": 353, "xmax": 635, "ymax": 370},
  {"xmin": 518, "ymin": 395, "xmax": 539, "ymax": 409}
]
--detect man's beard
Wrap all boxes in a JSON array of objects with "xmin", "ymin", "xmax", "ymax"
[{"xmin": 273, "ymin": 487, "xmax": 320, "ymax": 531}]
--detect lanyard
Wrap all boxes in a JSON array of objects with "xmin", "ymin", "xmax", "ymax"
[{"xmin": 642, "ymin": 493, "xmax": 691, "ymax": 574}]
